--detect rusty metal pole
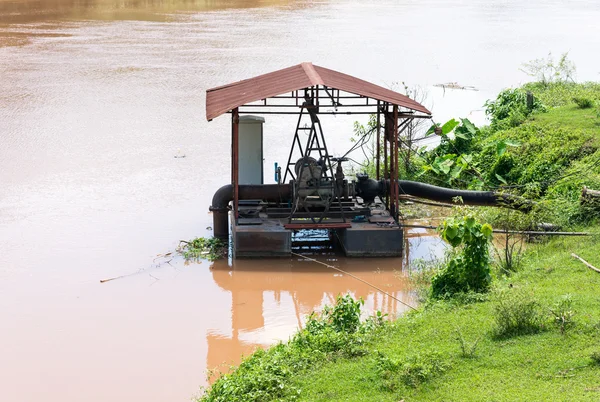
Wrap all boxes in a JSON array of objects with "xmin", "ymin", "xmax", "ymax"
[
  {"xmin": 392, "ymin": 104, "xmax": 399, "ymax": 221},
  {"xmin": 232, "ymin": 108, "xmax": 240, "ymax": 225},
  {"xmin": 383, "ymin": 104, "xmax": 388, "ymax": 210},
  {"xmin": 376, "ymin": 101, "xmax": 380, "ymax": 181}
]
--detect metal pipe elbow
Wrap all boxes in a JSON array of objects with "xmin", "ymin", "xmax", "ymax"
[{"xmin": 210, "ymin": 184, "xmax": 233, "ymax": 212}]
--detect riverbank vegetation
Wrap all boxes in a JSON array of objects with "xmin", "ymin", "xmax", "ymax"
[
  {"xmin": 177, "ymin": 237, "xmax": 227, "ymax": 261},
  {"xmin": 420, "ymin": 79, "xmax": 600, "ymax": 226},
  {"xmin": 198, "ymin": 294, "xmax": 388, "ymax": 401},
  {"xmin": 198, "ymin": 233, "xmax": 600, "ymax": 401},
  {"xmin": 198, "ymin": 74, "xmax": 600, "ymax": 400},
  {"xmin": 289, "ymin": 233, "xmax": 600, "ymax": 401}
]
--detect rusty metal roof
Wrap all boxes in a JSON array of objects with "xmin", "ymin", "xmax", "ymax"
[{"xmin": 206, "ymin": 62, "xmax": 431, "ymax": 120}]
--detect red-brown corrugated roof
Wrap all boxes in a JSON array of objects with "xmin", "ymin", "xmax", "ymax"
[{"xmin": 206, "ymin": 62, "xmax": 431, "ymax": 120}]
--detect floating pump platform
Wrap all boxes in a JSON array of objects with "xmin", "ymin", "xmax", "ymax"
[
  {"xmin": 205, "ymin": 63, "xmax": 531, "ymax": 259},
  {"xmin": 232, "ymin": 199, "xmax": 403, "ymax": 258}
]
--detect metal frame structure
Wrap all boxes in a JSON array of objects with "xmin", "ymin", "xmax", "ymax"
[
  {"xmin": 226, "ymin": 88, "xmax": 429, "ymax": 226},
  {"xmin": 207, "ymin": 63, "xmax": 432, "ymax": 231}
]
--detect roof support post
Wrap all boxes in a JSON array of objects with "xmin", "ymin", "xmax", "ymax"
[
  {"xmin": 376, "ymin": 100, "xmax": 381, "ymax": 181},
  {"xmin": 392, "ymin": 104, "xmax": 399, "ymax": 222},
  {"xmin": 232, "ymin": 108, "xmax": 240, "ymax": 225}
]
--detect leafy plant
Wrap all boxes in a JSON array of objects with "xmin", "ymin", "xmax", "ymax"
[
  {"xmin": 455, "ymin": 326, "xmax": 481, "ymax": 358},
  {"xmin": 591, "ymin": 351, "xmax": 600, "ymax": 366},
  {"xmin": 484, "ymin": 88, "xmax": 546, "ymax": 129},
  {"xmin": 572, "ymin": 97, "xmax": 594, "ymax": 109},
  {"xmin": 422, "ymin": 118, "xmax": 486, "ymax": 187},
  {"xmin": 374, "ymin": 351, "xmax": 449, "ymax": 389},
  {"xmin": 319, "ymin": 294, "xmax": 364, "ymax": 334},
  {"xmin": 493, "ymin": 288, "xmax": 545, "ymax": 338},
  {"xmin": 523, "ymin": 80, "xmax": 600, "ymax": 108},
  {"xmin": 178, "ymin": 237, "xmax": 227, "ymax": 261},
  {"xmin": 430, "ymin": 216, "xmax": 493, "ymax": 298},
  {"xmin": 549, "ymin": 294, "xmax": 576, "ymax": 335}
]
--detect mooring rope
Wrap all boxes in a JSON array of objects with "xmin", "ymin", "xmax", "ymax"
[{"xmin": 290, "ymin": 251, "xmax": 418, "ymax": 311}]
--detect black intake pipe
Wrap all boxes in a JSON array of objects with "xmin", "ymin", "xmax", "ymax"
[
  {"xmin": 353, "ymin": 176, "xmax": 531, "ymax": 211},
  {"xmin": 210, "ymin": 184, "xmax": 292, "ymax": 239},
  {"xmin": 210, "ymin": 178, "xmax": 531, "ymax": 240},
  {"xmin": 394, "ymin": 180, "xmax": 532, "ymax": 211}
]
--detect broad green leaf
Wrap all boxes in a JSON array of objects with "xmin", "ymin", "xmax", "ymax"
[
  {"xmin": 445, "ymin": 225, "xmax": 458, "ymax": 240},
  {"xmin": 460, "ymin": 154, "xmax": 473, "ymax": 164},
  {"xmin": 497, "ymin": 141, "xmax": 507, "ymax": 157},
  {"xmin": 450, "ymin": 164, "xmax": 463, "ymax": 179},
  {"xmin": 454, "ymin": 131, "xmax": 470, "ymax": 140},
  {"xmin": 460, "ymin": 118, "xmax": 478, "ymax": 135},
  {"xmin": 465, "ymin": 216, "xmax": 476, "ymax": 228},
  {"xmin": 441, "ymin": 118, "xmax": 460, "ymax": 135},
  {"xmin": 495, "ymin": 173, "xmax": 508, "ymax": 184},
  {"xmin": 436, "ymin": 158, "xmax": 455, "ymax": 174},
  {"xmin": 481, "ymin": 223, "xmax": 493, "ymax": 238},
  {"xmin": 449, "ymin": 237, "xmax": 462, "ymax": 247},
  {"xmin": 504, "ymin": 139, "xmax": 521, "ymax": 147}
]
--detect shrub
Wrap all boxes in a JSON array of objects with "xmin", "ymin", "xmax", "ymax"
[
  {"xmin": 573, "ymin": 97, "xmax": 594, "ymax": 109},
  {"xmin": 431, "ymin": 216, "xmax": 493, "ymax": 298},
  {"xmin": 493, "ymin": 289, "xmax": 545, "ymax": 338},
  {"xmin": 523, "ymin": 81, "xmax": 600, "ymax": 108},
  {"xmin": 591, "ymin": 351, "xmax": 600, "ymax": 366},
  {"xmin": 484, "ymin": 88, "xmax": 545, "ymax": 129},
  {"xmin": 375, "ymin": 351, "xmax": 449, "ymax": 389},
  {"xmin": 549, "ymin": 294, "xmax": 576, "ymax": 335},
  {"xmin": 322, "ymin": 294, "xmax": 363, "ymax": 334},
  {"xmin": 455, "ymin": 326, "xmax": 481, "ymax": 358}
]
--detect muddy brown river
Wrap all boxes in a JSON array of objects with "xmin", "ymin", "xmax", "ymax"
[{"xmin": 1, "ymin": 0, "xmax": 599, "ymax": 401}]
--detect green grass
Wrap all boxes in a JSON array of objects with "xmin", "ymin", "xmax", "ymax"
[
  {"xmin": 530, "ymin": 105, "xmax": 600, "ymax": 132},
  {"xmin": 196, "ymin": 234, "xmax": 600, "ymax": 402},
  {"xmin": 464, "ymin": 82, "xmax": 600, "ymax": 226},
  {"xmin": 289, "ymin": 235, "xmax": 600, "ymax": 402},
  {"xmin": 523, "ymin": 81, "xmax": 600, "ymax": 109}
]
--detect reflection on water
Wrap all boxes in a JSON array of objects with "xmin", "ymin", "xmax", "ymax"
[{"xmin": 203, "ymin": 231, "xmax": 445, "ymax": 380}]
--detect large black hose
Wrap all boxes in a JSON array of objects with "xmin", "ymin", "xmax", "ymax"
[
  {"xmin": 394, "ymin": 180, "xmax": 532, "ymax": 211},
  {"xmin": 210, "ymin": 184, "xmax": 292, "ymax": 239},
  {"xmin": 210, "ymin": 179, "xmax": 531, "ymax": 240}
]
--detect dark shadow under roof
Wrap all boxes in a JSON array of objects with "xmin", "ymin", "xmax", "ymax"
[{"xmin": 206, "ymin": 62, "xmax": 431, "ymax": 120}]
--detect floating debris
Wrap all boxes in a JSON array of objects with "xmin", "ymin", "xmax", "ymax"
[{"xmin": 434, "ymin": 82, "xmax": 478, "ymax": 91}]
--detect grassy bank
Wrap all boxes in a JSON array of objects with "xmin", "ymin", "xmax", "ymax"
[
  {"xmin": 289, "ymin": 234, "xmax": 600, "ymax": 401},
  {"xmin": 198, "ymin": 233, "xmax": 600, "ymax": 401},
  {"xmin": 198, "ymin": 80, "xmax": 600, "ymax": 401}
]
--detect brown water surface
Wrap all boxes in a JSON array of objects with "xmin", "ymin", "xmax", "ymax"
[{"xmin": 2, "ymin": 0, "xmax": 600, "ymax": 401}]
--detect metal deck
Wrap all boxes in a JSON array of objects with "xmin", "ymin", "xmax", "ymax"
[{"xmin": 232, "ymin": 202, "xmax": 403, "ymax": 258}]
